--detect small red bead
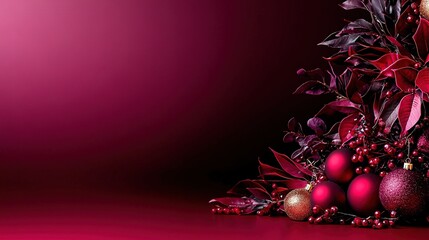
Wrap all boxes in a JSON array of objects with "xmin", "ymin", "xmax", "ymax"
[
  {"xmin": 308, "ymin": 216, "xmax": 315, "ymax": 224},
  {"xmin": 414, "ymin": 62, "xmax": 422, "ymax": 69},
  {"xmin": 364, "ymin": 167, "xmax": 371, "ymax": 174},
  {"xmin": 397, "ymin": 152, "xmax": 404, "ymax": 159},
  {"xmin": 379, "ymin": 171, "xmax": 386, "ymax": 177},
  {"xmin": 223, "ymin": 208, "xmax": 230, "ymax": 214},
  {"xmin": 372, "ymin": 157, "xmax": 380, "ymax": 165},
  {"xmin": 386, "ymin": 91, "xmax": 393, "ymax": 98},
  {"xmin": 418, "ymin": 156, "xmax": 424, "ymax": 163},
  {"xmin": 388, "ymin": 162, "xmax": 396, "ymax": 169},
  {"xmin": 412, "ymin": 150, "xmax": 419, "ymax": 157},
  {"xmin": 411, "ymin": 2, "xmax": 418, "ymax": 9},
  {"xmin": 370, "ymin": 144, "xmax": 378, "ymax": 150},
  {"xmin": 389, "ymin": 220, "xmax": 395, "ymax": 227},
  {"xmin": 312, "ymin": 206, "xmax": 321, "ymax": 215},
  {"xmin": 355, "ymin": 167, "xmax": 363, "ymax": 175},
  {"xmin": 211, "ymin": 208, "xmax": 217, "ymax": 214},
  {"xmin": 349, "ymin": 141, "xmax": 357, "ymax": 149},
  {"xmin": 374, "ymin": 211, "xmax": 381, "ymax": 219},
  {"xmin": 390, "ymin": 210, "xmax": 397, "ymax": 218},
  {"xmin": 362, "ymin": 219, "xmax": 368, "ymax": 227},
  {"xmin": 407, "ymin": 15, "xmax": 414, "ymax": 23},
  {"xmin": 330, "ymin": 206, "xmax": 338, "ymax": 215}
]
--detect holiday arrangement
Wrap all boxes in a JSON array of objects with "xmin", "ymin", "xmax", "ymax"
[{"xmin": 210, "ymin": 0, "xmax": 429, "ymax": 228}]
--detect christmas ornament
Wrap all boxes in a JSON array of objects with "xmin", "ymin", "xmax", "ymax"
[
  {"xmin": 284, "ymin": 185, "xmax": 312, "ymax": 221},
  {"xmin": 347, "ymin": 174, "xmax": 382, "ymax": 216},
  {"xmin": 421, "ymin": 0, "xmax": 429, "ymax": 20},
  {"xmin": 310, "ymin": 181, "xmax": 346, "ymax": 209},
  {"xmin": 324, "ymin": 149, "xmax": 354, "ymax": 184},
  {"xmin": 379, "ymin": 163, "xmax": 426, "ymax": 217}
]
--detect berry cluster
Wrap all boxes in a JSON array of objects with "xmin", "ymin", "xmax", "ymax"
[
  {"xmin": 211, "ymin": 207, "xmax": 242, "ymax": 215},
  {"xmin": 407, "ymin": 2, "xmax": 421, "ymax": 26},
  {"xmin": 308, "ymin": 205, "xmax": 339, "ymax": 224},
  {"xmin": 351, "ymin": 211, "xmax": 397, "ymax": 229}
]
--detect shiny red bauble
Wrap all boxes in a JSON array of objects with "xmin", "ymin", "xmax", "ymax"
[
  {"xmin": 347, "ymin": 174, "xmax": 382, "ymax": 216},
  {"xmin": 311, "ymin": 181, "xmax": 346, "ymax": 209},
  {"xmin": 379, "ymin": 168, "xmax": 426, "ymax": 217},
  {"xmin": 325, "ymin": 149, "xmax": 354, "ymax": 184}
]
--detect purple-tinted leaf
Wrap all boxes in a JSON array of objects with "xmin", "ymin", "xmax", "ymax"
[
  {"xmin": 258, "ymin": 161, "xmax": 289, "ymax": 179},
  {"xmin": 296, "ymin": 135, "xmax": 318, "ymax": 147},
  {"xmin": 246, "ymin": 188, "xmax": 271, "ymax": 200},
  {"xmin": 297, "ymin": 68, "xmax": 325, "ymax": 82},
  {"xmin": 413, "ymin": 18, "xmax": 429, "ymax": 63},
  {"xmin": 370, "ymin": 0, "xmax": 386, "ymax": 22},
  {"xmin": 319, "ymin": 34, "xmax": 361, "ymax": 50},
  {"xmin": 288, "ymin": 117, "xmax": 298, "ymax": 132},
  {"xmin": 284, "ymin": 179, "xmax": 308, "ymax": 189},
  {"xmin": 270, "ymin": 148, "xmax": 313, "ymax": 178},
  {"xmin": 307, "ymin": 117, "xmax": 327, "ymax": 135},
  {"xmin": 283, "ymin": 132, "xmax": 295, "ymax": 143},
  {"xmin": 339, "ymin": 0, "xmax": 366, "ymax": 10},
  {"xmin": 394, "ymin": 67, "xmax": 417, "ymax": 92},
  {"xmin": 380, "ymin": 92, "xmax": 406, "ymax": 132},
  {"xmin": 398, "ymin": 93, "xmax": 422, "ymax": 135},
  {"xmin": 338, "ymin": 19, "xmax": 374, "ymax": 36},
  {"xmin": 316, "ymin": 99, "xmax": 361, "ymax": 116},
  {"xmin": 339, "ymin": 113, "xmax": 360, "ymax": 143},
  {"xmin": 293, "ymin": 80, "xmax": 330, "ymax": 95},
  {"xmin": 416, "ymin": 68, "xmax": 429, "ymax": 94}
]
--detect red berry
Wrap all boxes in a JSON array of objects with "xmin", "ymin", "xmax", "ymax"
[
  {"xmin": 370, "ymin": 144, "xmax": 378, "ymax": 150},
  {"xmin": 374, "ymin": 211, "xmax": 381, "ymax": 219},
  {"xmin": 364, "ymin": 167, "xmax": 371, "ymax": 174}
]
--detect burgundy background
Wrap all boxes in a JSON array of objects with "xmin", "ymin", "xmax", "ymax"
[
  {"xmin": 0, "ymin": 0, "xmax": 348, "ymax": 196},
  {"xmin": 3, "ymin": 1, "xmax": 423, "ymax": 239}
]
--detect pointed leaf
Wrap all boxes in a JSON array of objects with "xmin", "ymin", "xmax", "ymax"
[
  {"xmin": 394, "ymin": 67, "xmax": 417, "ymax": 91},
  {"xmin": 375, "ymin": 58, "xmax": 415, "ymax": 80},
  {"xmin": 307, "ymin": 117, "xmax": 327, "ymax": 135},
  {"xmin": 246, "ymin": 188, "xmax": 271, "ymax": 200},
  {"xmin": 293, "ymin": 80, "xmax": 329, "ymax": 95},
  {"xmin": 339, "ymin": 113, "xmax": 360, "ymax": 143},
  {"xmin": 398, "ymin": 93, "xmax": 422, "ymax": 135},
  {"xmin": 316, "ymin": 99, "xmax": 361, "ymax": 116},
  {"xmin": 284, "ymin": 179, "xmax": 308, "ymax": 189},
  {"xmin": 339, "ymin": 0, "xmax": 366, "ymax": 10},
  {"xmin": 370, "ymin": 53, "xmax": 401, "ymax": 71},
  {"xmin": 258, "ymin": 161, "xmax": 289, "ymax": 179},
  {"xmin": 270, "ymin": 148, "xmax": 312, "ymax": 178},
  {"xmin": 413, "ymin": 18, "xmax": 429, "ymax": 63},
  {"xmin": 416, "ymin": 68, "xmax": 429, "ymax": 94}
]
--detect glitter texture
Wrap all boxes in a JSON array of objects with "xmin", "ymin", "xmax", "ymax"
[
  {"xmin": 284, "ymin": 189, "xmax": 312, "ymax": 221},
  {"xmin": 421, "ymin": 0, "xmax": 429, "ymax": 20},
  {"xmin": 379, "ymin": 168, "xmax": 426, "ymax": 217}
]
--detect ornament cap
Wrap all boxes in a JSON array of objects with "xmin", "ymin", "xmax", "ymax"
[
  {"xmin": 305, "ymin": 184, "xmax": 313, "ymax": 192},
  {"xmin": 403, "ymin": 162, "xmax": 413, "ymax": 171}
]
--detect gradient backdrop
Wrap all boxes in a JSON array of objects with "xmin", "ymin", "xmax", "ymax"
[{"xmin": 0, "ymin": 1, "xmax": 410, "ymax": 239}]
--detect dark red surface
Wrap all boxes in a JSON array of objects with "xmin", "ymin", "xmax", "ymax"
[
  {"xmin": 0, "ymin": 193, "xmax": 428, "ymax": 240},
  {"xmin": 0, "ymin": 0, "xmax": 427, "ymax": 238}
]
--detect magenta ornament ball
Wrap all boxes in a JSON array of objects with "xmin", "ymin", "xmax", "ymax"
[
  {"xmin": 347, "ymin": 174, "xmax": 382, "ymax": 216},
  {"xmin": 379, "ymin": 169, "xmax": 426, "ymax": 217},
  {"xmin": 311, "ymin": 181, "xmax": 346, "ymax": 209},
  {"xmin": 325, "ymin": 149, "xmax": 354, "ymax": 184}
]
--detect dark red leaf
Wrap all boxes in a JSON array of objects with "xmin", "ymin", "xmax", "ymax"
[
  {"xmin": 398, "ymin": 93, "xmax": 422, "ymax": 135},
  {"xmin": 413, "ymin": 18, "xmax": 429, "ymax": 63},
  {"xmin": 385, "ymin": 36, "xmax": 411, "ymax": 57},
  {"xmin": 270, "ymin": 148, "xmax": 312, "ymax": 178},
  {"xmin": 375, "ymin": 58, "xmax": 415, "ymax": 80},
  {"xmin": 416, "ymin": 68, "xmax": 429, "ymax": 94},
  {"xmin": 339, "ymin": 113, "xmax": 360, "ymax": 143},
  {"xmin": 316, "ymin": 99, "xmax": 361, "ymax": 116},
  {"xmin": 318, "ymin": 34, "xmax": 360, "ymax": 50},
  {"xmin": 293, "ymin": 80, "xmax": 329, "ymax": 95},
  {"xmin": 283, "ymin": 132, "xmax": 295, "ymax": 143},
  {"xmin": 373, "ymin": 92, "xmax": 381, "ymax": 120},
  {"xmin": 246, "ymin": 188, "xmax": 271, "ymax": 200},
  {"xmin": 297, "ymin": 68, "xmax": 325, "ymax": 82},
  {"xmin": 339, "ymin": 0, "xmax": 366, "ymax": 10},
  {"xmin": 394, "ymin": 67, "xmax": 417, "ymax": 92},
  {"xmin": 380, "ymin": 92, "xmax": 406, "ymax": 133},
  {"xmin": 396, "ymin": 5, "xmax": 413, "ymax": 36},
  {"xmin": 284, "ymin": 179, "xmax": 308, "ymax": 189},
  {"xmin": 307, "ymin": 117, "xmax": 327, "ymax": 135},
  {"xmin": 258, "ymin": 161, "xmax": 289, "ymax": 179},
  {"xmin": 370, "ymin": 53, "xmax": 401, "ymax": 71}
]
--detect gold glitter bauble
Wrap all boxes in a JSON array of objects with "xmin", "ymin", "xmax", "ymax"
[
  {"xmin": 284, "ymin": 188, "xmax": 312, "ymax": 221},
  {"xmin": 421, "ymin": 0, "xmax": 429, "ymax": 20}
]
